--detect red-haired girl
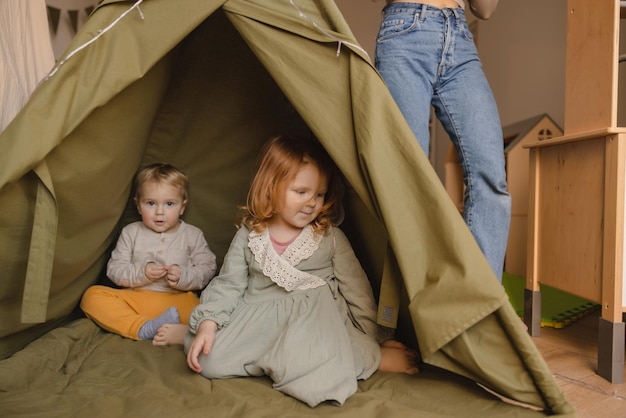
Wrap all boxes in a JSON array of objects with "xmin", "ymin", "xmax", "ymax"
[{"xmin": 185, "ymin": 135, "xmax": 418, "ymax": 407}]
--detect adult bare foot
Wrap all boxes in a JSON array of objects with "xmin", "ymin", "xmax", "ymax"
[{"xmin": 153, "ymin": 323, "xmax": 188, "ymax": 346}]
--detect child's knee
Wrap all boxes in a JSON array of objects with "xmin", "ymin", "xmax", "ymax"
[
  {"xmin": 80, "ymin": 285, "xmax": 115, "ymax": 315},
  {"xmin": 80, "ymin": 285, "xmax": 101, "ymax": 311}
]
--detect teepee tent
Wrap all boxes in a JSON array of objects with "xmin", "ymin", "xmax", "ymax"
[{"xmin": 0, "ymin": 0, "xmax": 574, "ymax": 416}]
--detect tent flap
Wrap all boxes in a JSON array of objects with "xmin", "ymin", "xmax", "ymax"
[{"xmin": 21, "ymin": 161, "xmax": 57, "ymax": 324}]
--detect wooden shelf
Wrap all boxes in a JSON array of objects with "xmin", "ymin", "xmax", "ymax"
[{"xmin": 525, "ymin": 0, "xmax": 625, "ymax": 384}]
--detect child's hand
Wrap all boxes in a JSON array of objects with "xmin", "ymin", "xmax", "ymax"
[
  {"xmin": 187, "ymin": 320, "xmax": 218, "ymax": 373},
  {"xmin": 165, "ymin": 264, "xmax": 181, "ymax": 287},
  {"xmin": 145, "ymin": 262, "xmax": 167, "ymax": 281}
]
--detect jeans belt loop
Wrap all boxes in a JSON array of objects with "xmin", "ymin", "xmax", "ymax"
[
  {"xmin": 419, "ymin": 3, "xmax": 427, "ymax": 23},
  {"xmin": 452, "ymin": 6, "xmax": 462, "ymax": 24}
]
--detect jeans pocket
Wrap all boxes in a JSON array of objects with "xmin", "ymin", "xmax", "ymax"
[{"xmin": 376, "ymin": 13, "xmax": 420, "ymax": 43}]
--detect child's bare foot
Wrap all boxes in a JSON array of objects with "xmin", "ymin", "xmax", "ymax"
[
  {"xmin": 153, "ymin": 323, "xmax": 188, "ymax": 346},
  {"xmin": 378, "ymin": 339, "xmax": 419, "ymax": 375}
]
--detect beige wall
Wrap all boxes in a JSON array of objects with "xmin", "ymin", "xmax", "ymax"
[
  {"xmin": 479, "ymin": 1, "xmax": 567, "ymax": 128},
  {"xmin": 334, "ymin": 0, "xmax": 383, "ymax": 63}
]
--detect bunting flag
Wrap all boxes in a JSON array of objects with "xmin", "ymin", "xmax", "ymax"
[
  {"xmin": 46, "ymin": 1, "xmax": 101, "ymax": 36},
  {"xmin": 47, "ymin": 6, "xmax": 61, "ymax": 35}
]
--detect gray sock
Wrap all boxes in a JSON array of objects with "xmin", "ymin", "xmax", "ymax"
[{"xmin": 138, "ymin": 307, "xmax": 180, "ymax": 340}]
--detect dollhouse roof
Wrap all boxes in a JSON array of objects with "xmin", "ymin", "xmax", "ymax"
[{"xmin": 503, "ymin": 113, "xmax": 562, "ymax": 153}]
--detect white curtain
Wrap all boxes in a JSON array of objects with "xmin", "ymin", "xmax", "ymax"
[{"xmin": 0, "ymin": 0, "xmax": 55, "ymax": 132}]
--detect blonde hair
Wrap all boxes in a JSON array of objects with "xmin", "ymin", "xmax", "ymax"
[
  {"xmin": 134, "ymin": 162, "xmax": 189, "ymax": 201},
  {"xmin": 241, "ymin": 135, "xmax": 342, "ymax": 233}
]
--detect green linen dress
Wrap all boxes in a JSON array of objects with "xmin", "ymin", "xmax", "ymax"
[{"xmin": 186, "ymin": 225, "xmax": 388, "ymax": 407}]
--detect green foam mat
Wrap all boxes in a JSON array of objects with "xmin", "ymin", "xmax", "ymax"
[{"xmin": 502, "ymin": 272, "xmax": 600, "ymax": 328}]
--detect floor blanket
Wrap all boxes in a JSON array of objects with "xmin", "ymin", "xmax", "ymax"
[{"xmin": 0, "ymin": 319, "xmax": 549, "ymax": 417}]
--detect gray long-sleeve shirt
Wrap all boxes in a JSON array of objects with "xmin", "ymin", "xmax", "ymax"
[{"xmin": 107, "ymin": 220, "xmax": 217, "ymax": 292}]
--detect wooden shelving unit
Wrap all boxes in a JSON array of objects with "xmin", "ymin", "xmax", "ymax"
[{"xmin": 525, "ymin": 0, "xmax": 625, "ymax": 383}]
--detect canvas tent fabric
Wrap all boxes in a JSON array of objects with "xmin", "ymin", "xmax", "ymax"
[{"xmin": 0, "ymin": 0, "xmax": 574, "ymax": 415}]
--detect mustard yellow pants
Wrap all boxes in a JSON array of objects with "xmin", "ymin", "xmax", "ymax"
[{"xmin": 80, "ymin": 285, "xmax": 199, "ymax": 340}]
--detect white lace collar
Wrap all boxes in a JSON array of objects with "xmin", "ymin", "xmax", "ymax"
[{"xmin": 248, "ymin": 225, "xmax": 327, "ymax": 291}]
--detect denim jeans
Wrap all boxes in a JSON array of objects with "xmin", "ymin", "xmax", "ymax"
[{"xmin": 375, "ymin": 3, "xmax": 511, "ymax": 281}]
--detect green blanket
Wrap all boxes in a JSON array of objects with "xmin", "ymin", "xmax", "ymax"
[{"xmin": 0, "ymin": 319, "xmax": 550, "ymax": 417}]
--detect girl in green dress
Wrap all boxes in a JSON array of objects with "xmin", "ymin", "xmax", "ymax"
[{"xmin": 185, "ymin": 135, "xmax": 418, "ymax": 407}]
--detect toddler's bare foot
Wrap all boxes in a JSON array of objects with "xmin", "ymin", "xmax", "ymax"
[
  {"xmin": 378, "ymin": 339, "xmax": 420, "ymax": 375},
  {"xmin": 153, "ymin": 323, "xmax": 188, "ymax": 346}
]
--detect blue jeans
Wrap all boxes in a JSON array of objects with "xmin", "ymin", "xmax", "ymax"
[{"xmin": 375, "ymin": 3, "xmax": 511, "ymax": 281}]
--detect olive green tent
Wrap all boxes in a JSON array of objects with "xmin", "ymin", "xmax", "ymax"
[{"xmin": 0, "ymin": 0, "xmax": 574, "ymax": 416}]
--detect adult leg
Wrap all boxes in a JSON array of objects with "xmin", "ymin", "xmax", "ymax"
[
  {"xmin": 432, "ymin": 9, "xmax": 511, "ymax": 280},
  {"xmin": 375, "ymin": 3, "xmax": 442, "ymax": 155}
]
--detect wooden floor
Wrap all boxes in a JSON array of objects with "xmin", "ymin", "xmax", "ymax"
[{"xmin": 530, "ymin": 311, "xmax": 626, "ymax": 417}]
